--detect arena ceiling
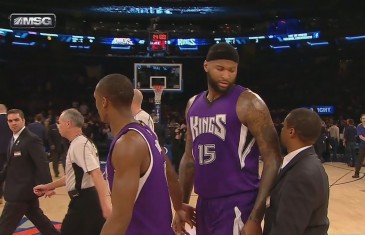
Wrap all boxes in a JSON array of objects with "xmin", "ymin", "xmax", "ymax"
[{"xmin": 0, "ymin": 0, "xmax": 364, "ymax": 39}]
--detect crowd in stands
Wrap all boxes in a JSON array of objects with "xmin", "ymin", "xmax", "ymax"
[{"xmin": 1, "ymin": 50, "xmax": 364, "ymax": 167}]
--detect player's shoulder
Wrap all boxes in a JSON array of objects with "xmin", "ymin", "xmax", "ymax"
[
  {"xmin": 239, "ymin": 88, "xmax": 260, "ymax": 99},
  {"xmin": 113, "ymin": 129, "xmax": 149, "ymax": 162},
  {"xmin": 185, "ymin": 94, "xmax": 199, "ymax": 113},
  {"xmin": 188, "ymin": 94, "xmax": 198, "ymax": 104},
  {"xmin": 115, "ymin": 129, "xmax": 147, "ymax": 149},
  {"xmin": 237, "ymin": 88, "xmax": 266, "ymax": 107}
]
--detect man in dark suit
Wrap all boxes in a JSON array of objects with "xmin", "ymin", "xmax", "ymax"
[
  {"xmin": 27, "ymin": 113, "xmax": 46, "ymax": 145},
  {"xmin": 0, "ymin": 109, "xmax": 59, "ymax": 235},
  {"xmin": 263, "ymin": 108, "xmax": 329, "ymax": 235},
  {"xmin": 48, "ymin": 117, "xmax": 69, "ymax": 177},
  {"xmin": 0, "ymin": 104, "xmax": 12, "ymax": 204}
]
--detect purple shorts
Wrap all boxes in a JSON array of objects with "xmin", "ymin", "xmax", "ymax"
[{"xmin": 196, "ymin": 191, "xmax": 258, "ymax": 235}]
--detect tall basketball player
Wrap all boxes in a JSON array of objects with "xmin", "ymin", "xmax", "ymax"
[
  {"xmin": 176, "ymin": 42, "xmax": 282, "ymax": 235},
  {"xmin": 94, "ymin": 74, "xmax": 193, "ymax": 235}
]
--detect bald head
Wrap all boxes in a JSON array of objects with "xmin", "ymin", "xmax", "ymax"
[
  {"xmin": 95, "ymin": 74, "xmax": 134, "ymax": 108},
  {"xmin": 0, "ymin": 104, "xmax": 7, "ymax": 113},
  {"xmin": 133, "ymin": 89, "xmax": 143, "ymax": 106}
]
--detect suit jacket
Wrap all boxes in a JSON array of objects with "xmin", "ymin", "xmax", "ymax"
[
  {"xmin": 0, "ymin": 128, "xmax": 53, "ymax": 202},
  {"xmin": 0, "ymin": 114, "xmax": 12, "ymax": 155},
  {"xmin": 27, "ymin": 121, "xmax": 46, "ymax": 144},
  {"xmin": 263, "ymin": 146, "xmax": 329, "ymax": 235},
  {"xmin": 48, "ymin": 123, "xmax": 68, "ymax": 153}
]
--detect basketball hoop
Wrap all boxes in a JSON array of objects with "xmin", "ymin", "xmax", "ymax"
[{"xmin": 152, "ymin": 85, "xmax": 164, "ymax": 104}]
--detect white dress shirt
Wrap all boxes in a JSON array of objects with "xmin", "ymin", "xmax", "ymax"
[
  {"xmin": 13, "ymin": 126, "xmax": 25, "ymax": 142},
  {"xmin": 281, "ymin": 146, "xmax": 311, "ymax": 169}
]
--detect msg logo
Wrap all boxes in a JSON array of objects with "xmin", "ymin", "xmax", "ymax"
[{"xmin": 10, "ymin": 13, "xmax": 56, "ymax": 28}]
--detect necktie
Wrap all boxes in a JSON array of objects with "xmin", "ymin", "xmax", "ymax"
[{"xmin": 9, "ymin": 136, "xmax": 15, "ymax": 150}]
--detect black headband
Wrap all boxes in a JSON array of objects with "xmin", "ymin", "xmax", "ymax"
[{"xmin": 206, "ymin": 42, "xmax": 239, "ymax": 63}]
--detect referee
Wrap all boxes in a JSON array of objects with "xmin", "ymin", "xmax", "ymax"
[{"xmin": 34, "ymin": 108, "xmax": 111, "ymax": 235}]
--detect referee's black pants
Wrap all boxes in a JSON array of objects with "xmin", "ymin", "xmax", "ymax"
[{"xmin": 61, "ymin": 187, "xmax": 105, "ymax": 235}]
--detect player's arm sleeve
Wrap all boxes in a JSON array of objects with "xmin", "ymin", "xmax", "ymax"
[
  {"xmin": 28, "ymin": 136, "xmax": 53, "ymax": 184},
  {"xmin": 267, "ymin": 177, "xmax": 316, "ymax": 235},
  {"xmin": 237, "ymin": 91, "xmax": 282, "ymax": 223},
  {"xmin": 178, "ymin": 96, "xmax": 196, "ymax": 203},
  {"xmin": 100, "ymin": 133, "xmax": 143, "ymax": 235}
]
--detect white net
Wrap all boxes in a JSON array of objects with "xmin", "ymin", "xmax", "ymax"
[{"xmin": 153, "ymin": 85, "xmax": 164, "ymax": 104}]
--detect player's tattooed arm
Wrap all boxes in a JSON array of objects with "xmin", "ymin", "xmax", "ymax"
[
  {"xmin": 237, "ymin": 90, "xmax": 282, "ymax": 223},
  {"xmin": 179, "ymin": 96, "xmax": 196, "ymax": 203}
]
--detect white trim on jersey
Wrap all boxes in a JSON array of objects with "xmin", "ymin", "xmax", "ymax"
[
  {"xmin": 129, "ymin": 128, "xmax": 154, "ymax": 201},
  {"xmin": 188, "ymin": 95, "xmax": 198, "ymax": 161},
  {"xmin": 233, "ymin": 207, "xmax": 244, "ymax": 235},
  {"xmin": 238, "ymin": 124, "xmax": 256, "ymax": 169},
  {"xmin": 238, "ymin": 125, "xmax": 248, "ymax": 169}
]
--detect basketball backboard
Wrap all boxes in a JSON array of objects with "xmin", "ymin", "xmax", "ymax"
[{"xmin": 134, "ymin": 63, "xmax": 182, "ymax": 92}]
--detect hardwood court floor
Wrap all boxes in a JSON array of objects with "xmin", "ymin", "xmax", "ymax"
[{"xmin": 0, "ymin": 162, "xmax": 364, "ymax": 235}]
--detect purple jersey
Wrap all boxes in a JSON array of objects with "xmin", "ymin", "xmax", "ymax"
[
  {"xmin": 187, "ymin": 85, "xmax": 260, "ymax": 199},
  {"xmin": 106, "ymin": 123, "xmax": 173, "ymax": 235}
]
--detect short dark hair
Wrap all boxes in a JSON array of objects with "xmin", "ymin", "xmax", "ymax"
[
  {"xmin": 96, "ymin": 74, "xmax": 134, "ymax": 108},
  {"xmin": 286, "ymin": 108, "xmax": 322, "ymax": 144},
  {"xmin": 35, "ymin": 113, "xmax": 43, "ymax": 122},
  {"xmin": 347, "ymin": 119, "xmax": 354, "ymax": 125},
  {"xmin": 7, "ymin": 109, "xmax": 25, "ymax": 119}
]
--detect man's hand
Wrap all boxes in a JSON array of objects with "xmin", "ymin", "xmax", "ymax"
[
  {"xmin": 34, "ymin": 184, "xmax": 55, "ymax": 198},
  {"xmin": 33, "ymin": 184, "xmax": 48, "ymax": 197},
  {"xmin": 44, "ymin": 189, "xmax": 56, "ymax": 198},
  {"xmin": 240, "ymin": 219, "xmax": 262, "ymax": 235},
  {"xmin": 172, "ymin": 203, "xmax": 196, "ymax": 235}
]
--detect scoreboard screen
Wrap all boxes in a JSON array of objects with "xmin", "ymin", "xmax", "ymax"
[{"xmin": 149, "ymin": 32, "xmax": 168, "ymax": 51}]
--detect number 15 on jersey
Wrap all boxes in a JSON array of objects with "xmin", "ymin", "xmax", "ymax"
[{"xmin": 198, "ymin": 144, "xmax": 216, "ymax": 165}]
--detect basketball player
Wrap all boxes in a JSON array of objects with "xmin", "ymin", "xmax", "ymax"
[
  {"xmin": 176, "ymin": 42, "xmax": 282, "ymax": 235},
  {"xmin": 132, "ymin": 89, "xmax": 154, "ymax": 131},
  {"xmin": 94, "ymin": 74, "xmax": 193, "ymax": 235}
]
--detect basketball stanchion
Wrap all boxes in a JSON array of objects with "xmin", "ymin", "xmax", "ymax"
[{"xmin": 152, "ymin": 85, "xmax": 164, "ymax": 123}]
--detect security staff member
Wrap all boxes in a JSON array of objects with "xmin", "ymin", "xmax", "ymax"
[
  {"xmin": 0, "ymin": 109, "xmax": 59, "ymax": 235},
  {"xmin": 34, "ymin": 108, "xmax": 111, "ymax": 235}
]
